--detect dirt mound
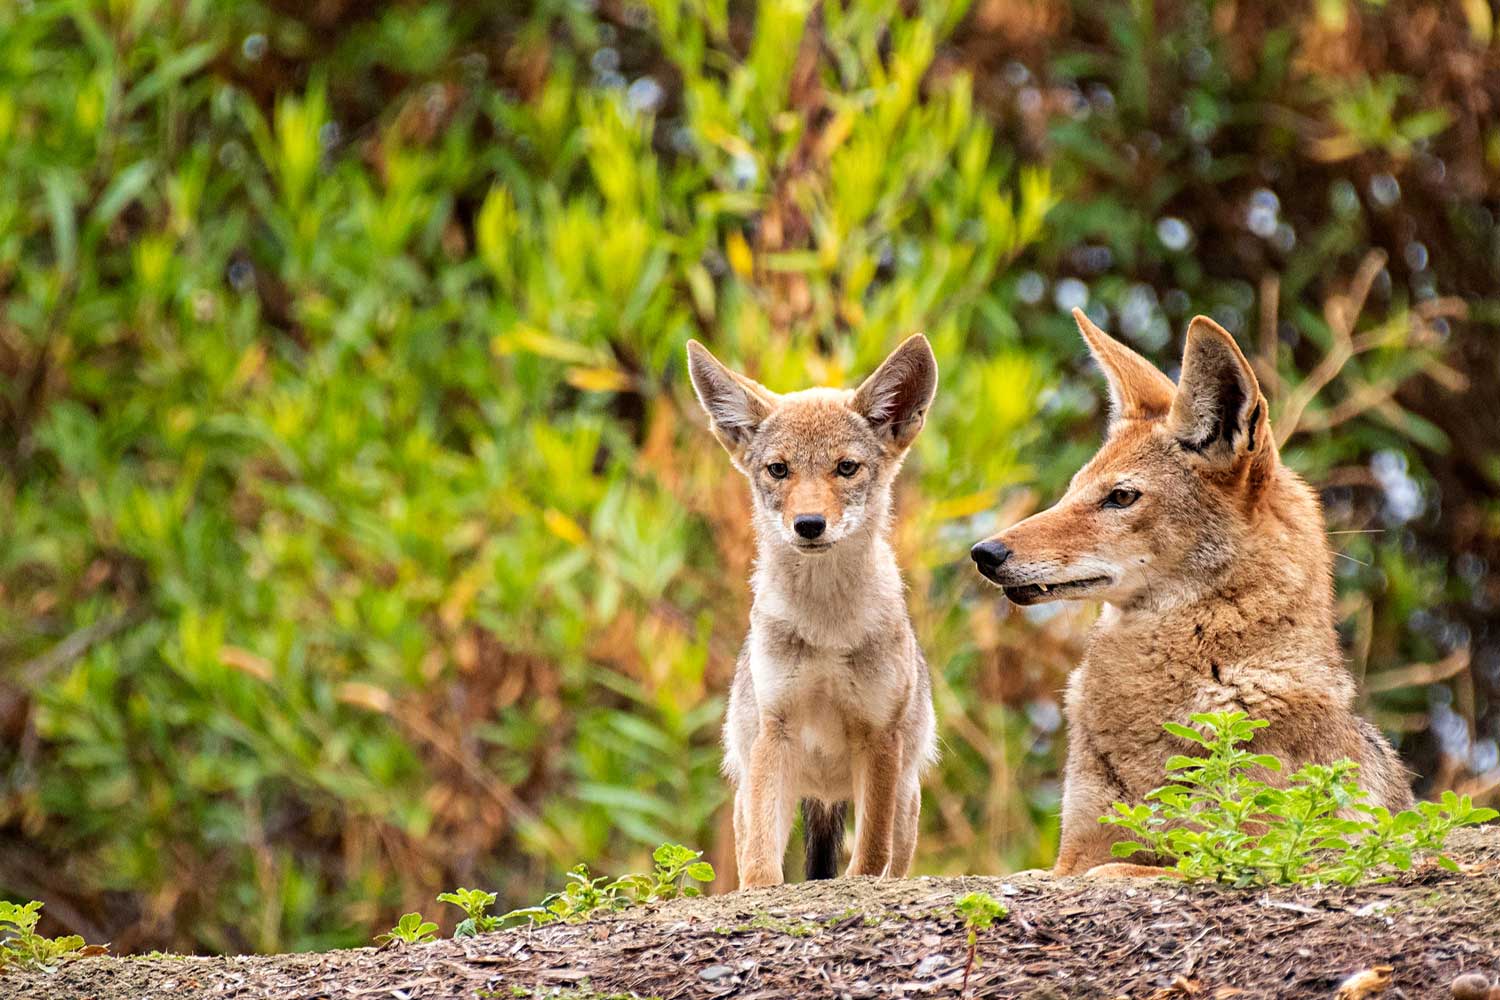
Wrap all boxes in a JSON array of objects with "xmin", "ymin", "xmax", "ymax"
[{"xmin": 7, "ymin": 827, "xmax": 1500, "ymax": 1000}]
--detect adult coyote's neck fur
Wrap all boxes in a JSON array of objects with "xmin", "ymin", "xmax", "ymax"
[
  {"xmin": 972, "ymin": 310, "xmax": 1412, "ymax": 875},
  {"xmin": 687, "ymin": 336, "xmax": 939, "ymax": 889}
]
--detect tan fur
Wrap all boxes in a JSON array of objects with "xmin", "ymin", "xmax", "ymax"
[
  {"xmin": 1084, "ymin": 862, "xmax": 1182, "ymax": 878},
  {"xmin": 687, "ymin": 336, "xmax": 939, "ymax": 889},
  {"xmin": 973, "ymin": 310, "xmax": 1412, "ymax": 877}
]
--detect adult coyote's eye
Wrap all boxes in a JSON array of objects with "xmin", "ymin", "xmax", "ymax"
[
  {"xmin": 835, "ymin": 460, "xmax": 860, "ymax": 477},
  {"xmin": 767, "ymin": 462, "xmax": 790, "ymax": 479},
  {"xmin": 1102, "ymin": 487, "xmax": 1141, "ymax": 509}
]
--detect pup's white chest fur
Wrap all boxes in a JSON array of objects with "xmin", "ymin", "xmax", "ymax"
[
  {"xmin": 745, "ymin": 630, "xmax": 866, "ymax": 798},
  {"xmin": 720, "ymin": 524, "xmax": 930, "ymax": 815},
  {"xmin": 722, "ymin": 541, "xmax": 921, "ymax": 802},
  {"xmin": 748, "ymin": 621, "xmax": 904, "ymax": 717}
]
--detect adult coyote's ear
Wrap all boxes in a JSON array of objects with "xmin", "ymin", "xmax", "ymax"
[
  {"xmin": 685, "ymin": 340, "xmax": 778, "ymax": 467},
  {"xmin": 1072, "ymin": 308, "xmax": 1176, "ymax": 429},
  {"xmin": 851, "ymin": 334, "xmax": 938, "ymax": 452},
  {"xmin": 1168, "ymin": 316, "xmax": 1273, "ymax": 472}
]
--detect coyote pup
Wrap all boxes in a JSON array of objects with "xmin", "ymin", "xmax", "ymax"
[
  {"xmin": 686, "ymin": 336, "xmax": 939, "ymax": 890},
  {"xmin": 971, "ymin": 310, "xmax": 1412, "ymax": 876}
]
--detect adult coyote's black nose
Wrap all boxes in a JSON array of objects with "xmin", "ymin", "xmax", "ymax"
[
  {"xmin": 793, "ymin": 515, "xmax": 826, "ymax": 539},
  {"xmin": 970, "ymin": 539, "xmax": 1011, "ymax": 578}
]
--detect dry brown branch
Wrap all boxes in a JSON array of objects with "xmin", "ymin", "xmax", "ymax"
[
  {"xmin": 1275, "ymin": 250, "xmax": 1386, "ymax": 447},
  {"xmin": 1365, "ymin": 648, "xmax": 1471, "ymax": 695},
  {"xmin": 1256, "ymin": 272, "xmax": 1281, "ymax": 395},
  {"xmin": 1275, "ymin": 251, "xmax": 1469, "ymax": 448}
]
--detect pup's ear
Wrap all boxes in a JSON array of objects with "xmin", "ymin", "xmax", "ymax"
[
  {"xmin": 852, "ymin": 333, "xmax": 938, "ymax": 450},
  {"xmin": 1167, "ymin": 316, "xmax": 1271, "ymax": 468},
  {"xmin": 685, "ymin": 340, "xmax": 776, "ymax": 462},
  {"xmin": 1073, "ymin": 308, "xmax": 1176, "ymax": 427}
]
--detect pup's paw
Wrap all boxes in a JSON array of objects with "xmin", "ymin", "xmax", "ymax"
[
  {"xmin": 738, "ymin": 865, "xmax": 784, "ymax": 890},
  {"xmin": 1083, "ymin": 862, "xmax": 1180, "ymax": 879},
  {"xmin": 845, "ymin": 855, "xmax": 892, "ymax": 878}
]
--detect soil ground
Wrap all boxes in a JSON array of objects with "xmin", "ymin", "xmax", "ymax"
[{"xmin": 6, "ymin": 827, "xmax": 1500, "ymax": 1000}]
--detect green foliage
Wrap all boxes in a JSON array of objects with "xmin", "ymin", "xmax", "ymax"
[
  {"xmin": 1, "ymin": 0, "xmax": 1492, "ymax": 955},
  {"xmin": 437, "ymin": 888, "xmax": 500, "ymax": 938},
  {"xmin": 954, "ymin": 891, "xmax": 1008, "ymax": 939},
  {"xmin": 503, "ymin": 865, "xmax": 628, "ymax": 927},
  {"xmin": 1, "ymin": 0, "xmax": 1057, "ymax": 953},
  {"xmin": 502, "ymin": 843, "xmax": 715, "ymax": 927},
  {"xmin": 375, "ymin": 912, "xmax": 439, "ymax": 946},
  {"xmin": 1322, "ymin": 74, "xmax": 1453, "ymax": 160},
  {"xmin": 1102, "ymin": 713, "xmax": 1498, "ymax": 887},
  {"xmin": 0, "ymin": 901, "xmax": 87, "ymax": 971},
  {"xmin": 609, "ymin": 843, "xmax": 718, "ymax": 902},
  {"xmin": 954, "ymin": 891, "xmax": 1007, "ymax": 995}
]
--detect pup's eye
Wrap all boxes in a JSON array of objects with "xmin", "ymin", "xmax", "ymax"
[
  {"xmin": 766, "ymin": 462, "xmax": 790, "ymax": 479},
  {"xmin": 835, "ymin": 460, "xmax": 860, "ymax": 477},
  {"xmin": 1102, "ymin": 487, "xmax": 1141, "ymax": 509}
]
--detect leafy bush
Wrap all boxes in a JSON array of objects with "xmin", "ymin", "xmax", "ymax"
[
  {"xmin": 2, "ymin": 0, "xmax": 1494, "ymax": 955},
  {"xmin": 1103, "ymin": 713, "xmax": 1498, "ymax": 887},
  {"xmin": 0, "ymin": 901, "xmax": 86, "ymax": 971},
  {"xmin": 0, "ymin": 0, "xmax": 1063, "ymax": 953}
]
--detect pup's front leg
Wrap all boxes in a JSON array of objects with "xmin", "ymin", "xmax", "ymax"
[
  {"xmin": 847, "ymin": 729, "xmax": 903, "ymax": 877},
  {"xmin": 739, "ymin": 725, "xmax": 796, "ymax": 889}
]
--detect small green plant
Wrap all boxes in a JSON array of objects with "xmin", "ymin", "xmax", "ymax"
[
  {"xmin": 438, "ymin": 888, "xmax": 500, "ymax": 938},
  {"xmin": 954, "ymin": 891, "xmax": 1008, "ymax": 995},
  {"xmin": 375, "ymin": 912, "xmax": 439, "ymax": 945},
  {"xmin": 1102, "ymin": 712, "xmax": 1497, "ymax": 887},
  {"xmin": 502, "ymin": 843, "xmax": 716, "ymax": 928},
  {"xmin": 0, "ymin": 901, "xmax": 86, "ymax": 970},
  {"xmin": 501, "ymin": 864, "xmax": 628, "ymax": 927},
  {"xmin": 609, "ymin": 843, "xmax": 717, "ymax": 902}
]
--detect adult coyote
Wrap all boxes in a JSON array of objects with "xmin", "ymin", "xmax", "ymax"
[{"xmin": 971, "ymin": 310, "xmax": 1411, "ymax": 875}]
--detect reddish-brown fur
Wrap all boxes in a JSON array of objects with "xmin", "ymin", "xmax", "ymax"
[{"xmin": 973, "ymin": 310, "xmax": 1411, "ymax": 876}]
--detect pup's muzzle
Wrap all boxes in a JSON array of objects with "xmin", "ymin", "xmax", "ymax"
[{"xmin": 793, "ymin": 514, "xmax": 827, "ymax": 540}]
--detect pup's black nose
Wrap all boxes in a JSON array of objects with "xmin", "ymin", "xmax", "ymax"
[
  {"xmin": 793, "ymin": 515, "xmax": 826, "ymax": 539},
  {"xmin": 970, "ymin": 539, "xmax": 1011, "ymax": 573}
]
